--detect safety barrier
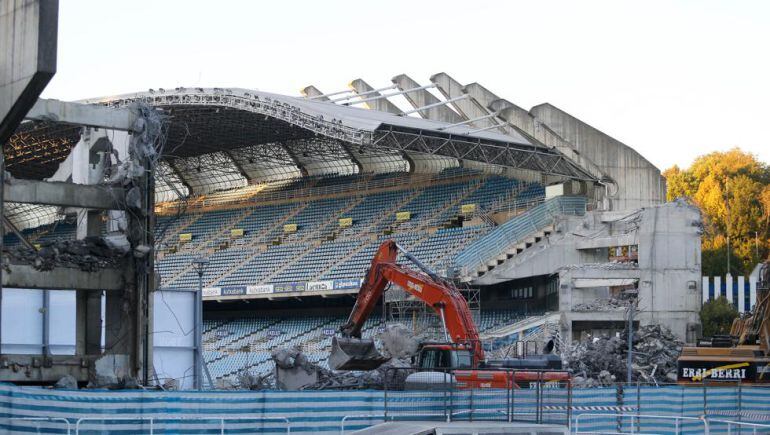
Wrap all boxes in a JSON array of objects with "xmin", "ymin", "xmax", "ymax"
[
  {"xmin": 74, "ymin": 416, "xmax": 290, "ymax": 434},
  {"xmin": 707, "ymin": 419, "xmax": 770, "ymax": 435},
  {"xmin": 382, "ymin": 367, "xmax": 572, "ymax": 425},
  {"xmin": 2, "ymin": 383, "xmax": 770, "ymax": 433},
  {"xmin": 574, "ymin": 413, "xmax": 709, "ymax": 434},
  {"xmin": 2, "ymin": 417, "xmax": 71, "ymax": 434}
]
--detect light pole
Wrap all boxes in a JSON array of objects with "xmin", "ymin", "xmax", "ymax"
[{"xmin": 193, "ymin": 257, "xmax": 209, "ymax": 390}]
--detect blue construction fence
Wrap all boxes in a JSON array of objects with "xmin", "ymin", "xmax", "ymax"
[{"xmin": 0, "ymin": 383, "xmax": 769, "ymax": 433}]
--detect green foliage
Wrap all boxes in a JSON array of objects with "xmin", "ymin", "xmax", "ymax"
[
  {"xmin": 700, "ymin": 297, "xmax": 739, "ymax": 337},
  {"xmin": 664, "ymin": 148, "xmax": 770, "ymax": 276}
]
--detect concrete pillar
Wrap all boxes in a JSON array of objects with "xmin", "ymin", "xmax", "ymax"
[
  {"xmin": 75, "ymin": 290, "xmax": 103, "ymax": 355},
  {"xmin": 725, "ymin": 274, "xmax": 733, "ymax": 306},
  {"xmin": 750, "ymin": 276, "xmax": 757, "ymax": 311},
  {"xmin": 714, "ymin": 276, "xmax": 722, "ymax": 299},
  {"xmin": 702, "ymin": 276, "xmax": 710, "ymax": 304},
  {"xmin": 738, "ymin": 276, "xmax": 745, "ymax": 313}
]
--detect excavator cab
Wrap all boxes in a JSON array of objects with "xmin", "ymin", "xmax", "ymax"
[{"xmin": 417, "ymin": 344, "xmax": 473, "ymax": 370}]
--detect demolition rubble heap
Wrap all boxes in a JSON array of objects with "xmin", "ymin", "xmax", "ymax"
[
  {"xmin": 4, "ymin": 237, "xmax": 126, "ymax": 272},
  {"xmin": 573, "ymin": 297, "xmax": 630, "ymax": 312},
  {"xmin": 563, "ymin": 325, "xmax": 683, "ymax": 387},
  {"xmin": 269, "ymin": 325, "xmax": 419, "ymax": 391}
]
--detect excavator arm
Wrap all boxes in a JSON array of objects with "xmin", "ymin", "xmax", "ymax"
[{"xmin": 331, "ymin": 240, "xmax": 484, "ymax": 370}]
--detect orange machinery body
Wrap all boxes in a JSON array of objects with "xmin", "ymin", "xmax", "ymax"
[{"xmin": 454, "ymin": 370, "xmax": 571, "ymax": 390}]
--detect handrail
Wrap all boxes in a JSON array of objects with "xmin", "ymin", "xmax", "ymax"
[
  {"xmin": 573, "ymin": 412, "xmax": 710, "ymax": 435},
  {"xmin": 339, "ymin": 413, "xmax": 447, "ymax": 435},
  {"xmin": 340, "ymin": 414, "xmax": 384, "ymax": 435},
  {"xmin": 3, "ymin": 417, "xmax": 72, "ymax": 435},
  {"xmin": 75, "ymin": 415, "xmax": 291, "ymax": 434},
  {"xmin": 707, "ymin": 418, "xmax": 770, "ymax": 434}
]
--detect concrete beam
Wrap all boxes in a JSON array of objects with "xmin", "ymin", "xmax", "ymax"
[
  {"xmin": 3, "ymin": 264, "xmax": 124, "ymax": 291},
  {"xmin": 391, "ymin": 74, "xmax": 463, "ymax": 123},
  {"xmin": 25, "ymin": 98, "xmax": 137, "ymax": 131},
  {"xmin": 0, "ymin": 354, "xmax": 90, "ymax": 383},
  {"xmin": 5, "ymin": 178, "xmax": 126, "ymax": 209},
  {"xmin": 575, "ymin": 234, "xmax": 638, "ymax": 250},
  {"xmin": 299, "ymin": 85, "xmax": 329, "ymax": 101},
  {"xmin": 349, "ymin": 79, "xmax": 401, "ymax": 114},
  {"xmin": 0, "ymin": 0, "xmax": 58, "ymax": 145},
  {"xmin": 430, "ymin": 72, "xmax": 501, "ymax": 130}
]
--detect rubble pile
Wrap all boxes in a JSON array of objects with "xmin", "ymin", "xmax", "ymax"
[
  {"xmin": 563, "ymin": 324, "xmax": 683, "ymax": 387},
  {"xmin": 4, "ymin": 237, "xmax": 125, "ymax": 272},
  {"xmin": 573, "ymin": 297, "xmax": 630, "ymax": 312},
  {"xmin": 270, "ymin": 325, "xmax": 422, "ymax": 390}
]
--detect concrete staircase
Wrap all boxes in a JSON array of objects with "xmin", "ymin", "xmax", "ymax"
[{"xmin": 454, "ymin": 196, "xmax": 586, "ymax": 282}]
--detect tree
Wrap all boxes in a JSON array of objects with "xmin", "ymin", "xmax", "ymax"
[
  {"xmin": 700, "ymin": 297, "xmax": 739, "ymax": 337},
  {"xmin": 664, "ymin": 148, "xmax": 770, "ymax": 276}
]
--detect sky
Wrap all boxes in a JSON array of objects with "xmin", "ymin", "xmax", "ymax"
[{"xmin": 43, "ymin": 0, "xmax": 770, "ymax": 170}]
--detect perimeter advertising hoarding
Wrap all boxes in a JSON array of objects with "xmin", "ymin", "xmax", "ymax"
[
  {"xmin": 273, "ymin": 282, "xmax": 307, "ymax": 293},
  {"xmin": 333, "ymin": 279, "xmax": 363, "ymax": 290},
  {"xmin": 202, "ymin": 287, "xmax": 221, "ymax": 297},
  {"xmin": 247, "ymin": 284, "xmax": 274, "ymax": 295},
  {"xmin": 307, "ymin": 280, "xmax": 334, "ymax": 291},
  {"xmin": 220, "ymin": 286, "xmax": 246, "ymax": 296}
]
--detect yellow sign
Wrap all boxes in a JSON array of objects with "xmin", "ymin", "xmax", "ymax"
[
  {"xmin": 179, "ymin": 233, "xmax": 192, "ymax": 242},
  {"xmin": 461, "ymin": 204, "xmax": 477, "ymax": 214},
  {"xmin": 339, "ymin": 218, "xmax": 353, "ymax": 228},
  {"xmin": 284, "ymin": 223, "xmax": 297, "ymax": 233},
  {"xmin": 230, "ymin": 228, "xmax": 244, "ymax": 238},
  {"xmin": 396, "ymin": 211, "xmax": 411, "ymax": 221}
]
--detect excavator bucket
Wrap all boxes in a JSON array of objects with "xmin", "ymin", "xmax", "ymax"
[{"xmin": 329, "ymin": 336, "xmax": 388, "ymax": 371}]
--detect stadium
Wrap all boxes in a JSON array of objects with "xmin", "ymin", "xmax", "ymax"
[{"xmin": 4, "ymin": 70, "xmax": 703, "ymax": 388}]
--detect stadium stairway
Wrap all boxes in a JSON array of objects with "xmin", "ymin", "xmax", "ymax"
[{"xmin": 453, "ymin": 196, "xmax": 586, "ymax": 282}]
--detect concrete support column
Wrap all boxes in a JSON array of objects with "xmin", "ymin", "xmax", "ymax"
[
  {"xmin": 714, "ymin": 276, "xmax": 722, "ymax": 299},
  {"xmin": 749, "ymin": 276, "xmax": 757, "ymax": 311},
  {"xmin": 702, "ymin": 276, "xmax": 710, "ymax": 304},
  {"xmin": 738, "ymin": 276, "xmax": 745, "ymax": 313},
  {"xmin": 75, "ymin": 290, "xmax": 103, "ymax": 355},
  {"xmin": 726, "ymin": 274, "xmax": 733, "ymax": 306}
]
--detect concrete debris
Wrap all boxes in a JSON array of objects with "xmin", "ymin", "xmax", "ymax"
[
  {"xmin": 88, "ymin": 354, "xmax": 133, "ymax": 389},
  {"xmin": 237, "ymin": 371, "xmax": 272, "ymax": 390},
  {"xmin": 161, "ymin": 378, "xmax": 179, "ymax": 390},
  {"xmin": 54, "ymin": 375, "xmax": 78, "ymax": 390},
  {"xmin": 269, "ymin": 345, "xmax": 415, "ymax": 391},
  {"xmin": 3, "ymin": 236, "xmax": 125, "ymax": 272},
  {"xmin": 377, "ymin": 324, "xmax": 420, "ymax": 359},
  {"xmin": 564, "ymin": 324, "xmax": 683, "ymax": 387},
  {"xmin": 573, "ymin": 297, "xmax": 630, "ymax": 312}
]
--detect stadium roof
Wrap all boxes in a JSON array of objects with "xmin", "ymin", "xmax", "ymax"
[{"xmin": 5, "ymin": 87, "xmax": 597, "ymax": 198}]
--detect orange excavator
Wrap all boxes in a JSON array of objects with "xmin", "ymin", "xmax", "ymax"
[{"xmin": 329, "ymin": 240, "xmax": 568, "ymax": 389}]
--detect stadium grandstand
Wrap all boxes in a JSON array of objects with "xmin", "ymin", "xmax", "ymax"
[{"xmin": 4, "ymin": 72, "xmax": 699, "ymax": 388}]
